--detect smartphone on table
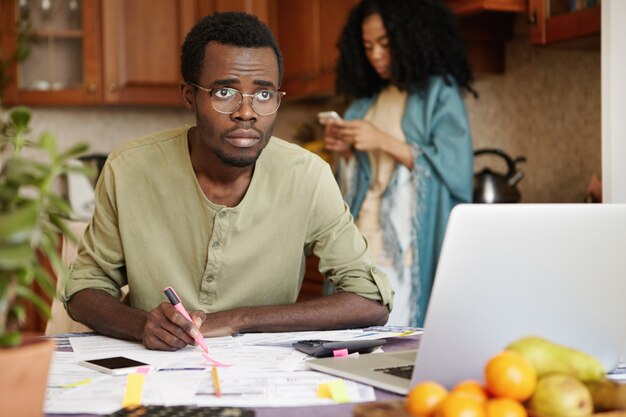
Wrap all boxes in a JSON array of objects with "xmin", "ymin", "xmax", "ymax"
[
  {"xmin": 79, "ymin": 356, "xmax": 154, "ymax": 375},
  {"xmin": 317, "ymin": 111, "xmax": 342, "ymax": 124}
]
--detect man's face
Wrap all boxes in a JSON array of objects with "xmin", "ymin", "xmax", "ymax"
[{"xmin": 185, "ymin": 43, "xmax": 280, "ymax": 168}]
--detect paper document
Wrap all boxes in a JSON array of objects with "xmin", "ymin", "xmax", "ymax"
[{"xmin": 44, "ymin": 332, "xmax": 380, "ymax": 414}]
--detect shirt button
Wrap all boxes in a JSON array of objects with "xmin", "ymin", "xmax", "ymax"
[
  {"xmin": 217, "ymin": 212, "xmax": 226, "ymax": 218},
  {"xmin": 212, "ymin": 241, "xmax": 220, "ymax": 249},
  {"xmin": 372, "ymin": 266, "xmax": 378, "ymax": 273},
  {"xmin": 206, "ymin": 275, "xmax": 215, "ymax": 283}
]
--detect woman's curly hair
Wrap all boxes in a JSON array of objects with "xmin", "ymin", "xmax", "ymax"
[{"xmin": 335, "ymin": 0, "xmax": 476, "ymax": 99}]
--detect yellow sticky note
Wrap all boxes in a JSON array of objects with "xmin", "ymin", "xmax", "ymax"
[
  {"xmin": 317, "ymin": 382, "xmax": 332, "ymax": 399},
  {"xmin": 327, "ymin": 379, "xmax": 350, "ymax": 403},
  {"xmin": 62, "ymin": 378, "xmax": 92, "ymax": 388},
  {"xmin": 122, "ymin": 373, "xmax": 145, "ymax": 407}
]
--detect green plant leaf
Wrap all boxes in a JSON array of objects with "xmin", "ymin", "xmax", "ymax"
[
  {"xmin": 14, "ymin": 285, "xmax": 51, "ymax": 318},
  {"xmin": 12, "ymin": 303, "xmax": 26, "ymax": 324},
  {"xmin": 9, "ymin": 107, "xmax": 31, "ymax": 132},
  {"xmin": 39, "ymin": 233, "xmax": 64, "ymax": 280},
  {"xmin": 38, "ymin": 132, "xmax": 57, "ymax": 159},
  {"xmin": 33, "ymin": 266, "xmax": 56, "ymax": 299},
  {"xmin": 0, "ymin": 331, "xmax": 22, "ymax": 347},
  {"xmin": 4, "ymin": 157, "xmax": 48, "ymax": 186},
  {"xmin": 0, "ymin": 201, "xmax": 39, "ymax": 244},
  {"xmin": 14, "ymin": 39, "xmax": 31, "ymax": 62},
  {"xmin": 62, "ymin": 164, "xmax": 97, "ymax": 179},
  {"xmin": 58, "ymin": 143, "xmax": 89, "ymax": 161},
  {"xmin": 47, "ymin": 194, "xmax": 73, "ymax": 218},
  {"xmin": 0, "ymin": 243, "xmax": 35, "ymax": 270}
]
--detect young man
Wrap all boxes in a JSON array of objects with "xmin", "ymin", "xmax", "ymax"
[{"xmin": 64, "ymin": 12, "xmax": 393, "ymax": 351}]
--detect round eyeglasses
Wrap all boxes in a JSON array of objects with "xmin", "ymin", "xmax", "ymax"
[{"xmin": 187, "ymin": 82, "xmax": 286, "ymax": 116}]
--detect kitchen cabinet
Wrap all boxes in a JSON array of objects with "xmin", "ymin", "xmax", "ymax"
[
  {"xmin": 1, "ymin": 0, "xmax": 355, "ymax": 105},
  {"xmin": 1, "ymin": 0, "xmax": 103, "ymax": 105},
  {"xmin": 446, "ymin": 0, "xmax": 526, "ymax": 15},
  {"xmin": 198, "ymin": 0, "xmax": 277, "ymax": 34},
  {"xmin": 528, "ymin": 0, "xmax": 600, "ymax": 45},
  {"xmin": 103, "ymin": 0, "xmax": 278, "ymax": 105},
  {"xmin": 274, "ymin": 0, "xmax": 358, "ymax": 99},
  {"xmin": 1, "ymin": 0, "xmax": 277, "ymax": 107},
  {"xmin": 444, "ymin": 0, "xmax": 526, "ymax": 74},
  {"xmin": 101, "ymin": 0, "xmax": 197, "ymax": 105}
]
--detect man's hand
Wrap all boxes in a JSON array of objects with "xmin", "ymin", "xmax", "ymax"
[
  {"xmin": 196, "ymin": 292, "xmax": 389, "ymax": 336},
  {"xmin": 67, "ymin": 289, "xmax": 211, "ymax": 352},
  {"xmin": 143, "ymin": 303, "xmax": 207, "ymax": 351}
]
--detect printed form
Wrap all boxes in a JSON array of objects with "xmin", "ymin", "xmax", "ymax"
[{"xmin": 42, "ymin": 329, "xmax": 420, "ymax": 414}]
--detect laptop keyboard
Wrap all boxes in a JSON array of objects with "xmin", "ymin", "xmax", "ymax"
[{"xmin": 374, "ymin": 364, "xmax": 414, "ymax": 380}]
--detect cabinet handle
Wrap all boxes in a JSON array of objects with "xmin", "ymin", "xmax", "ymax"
[
  {"xmin": 528, "ymin": 12, "xmax": 537, "ymax": 25},
  {"xmin": 87, "ymin": 83, "xmax": 97, "ymax": 94},
  {"xmin": 108, "ymin": 82, "xmax": 118, "ymax": 94}
]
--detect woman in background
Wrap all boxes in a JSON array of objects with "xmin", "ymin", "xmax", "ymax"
[{"xmin": 323, "ymin": 0, "xmax": 476, "ymax": 327}]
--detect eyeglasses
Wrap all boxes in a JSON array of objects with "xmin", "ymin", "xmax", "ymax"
[{"xmin": 187, "ymin": 82, "xmax": 286, "ymax": 116}]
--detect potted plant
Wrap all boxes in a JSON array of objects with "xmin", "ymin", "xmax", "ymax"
[{"xmin": 0, "ymin": 106, "xmax": 90, "ymax": 417}]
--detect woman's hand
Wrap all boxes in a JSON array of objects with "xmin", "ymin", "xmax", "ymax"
[
  {"xmin": 323, "ymin": 120, "xmax": 353, "ymax": 160},
  {"xmin": 336, "ymin": 120, "xmax": 384, "ymax": 152}
]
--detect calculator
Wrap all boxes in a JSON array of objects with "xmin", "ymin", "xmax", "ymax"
[{"xmin": 292, "ymin": 339, "xmax": 386, "ymax": 358}]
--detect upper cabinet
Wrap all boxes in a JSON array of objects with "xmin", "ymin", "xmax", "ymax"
[
  {"xmin": 1, "ymin": 0, "xmax": 195, "ymax": 106},
  {"xmin": 1, "ymin": 0, "xmax": 277, "ymax": 107},
  {"xmin": 528, "ymin": 0, "xmax": 600, "ymax": 45},
  {"xmin": 101, "ymin": 0, "xmax": 197, "ymax": 105},
  {"xmin": 446, "ymin": 0, "xmax": 526, "ymax": 15},
  {"xmin": 1, "ymin": 0, "xmax": 103, "ymax": 105},
  {"xmin": 445, "ymin": 0, "xmax": 526, "ymax": 74},
  {"xmin": 1, "ymin": 0, "xmax": 355, "ymax": 105},
  {"xmin": 274, "ymin": 0, "xmax": 358, "ymax": 99}
]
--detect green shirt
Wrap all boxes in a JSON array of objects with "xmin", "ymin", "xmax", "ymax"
[{"xmin": 64, "ymin": 126, "xmax": 393, "ymax": 313}]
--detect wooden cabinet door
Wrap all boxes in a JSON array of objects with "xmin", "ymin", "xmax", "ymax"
[
  {"xmin": 197, "ymin": 0, "xmax": 277, "ymax": 33},
  {"xmin": 528, "ymin": 0, "xmax": 600, "ymax": 45},
  {"xmin": 101, "ymin": 0, "xmax": 197, "ymax": 105},
  {"xmin": 1, "ymin": 0, "xmax": 103, "ymax": 106},
  {"xmin": 275, "ymin": 0, "xmax": 356, "ymax": 98}
]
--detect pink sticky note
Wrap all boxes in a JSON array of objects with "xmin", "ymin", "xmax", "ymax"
[
  {"xmin": 333, "ymin": 348, "xmax": 349, "ymax": 357},
  {"xmin": 136, "ymin": 366, "xmax": 151, "ymax": 375}
]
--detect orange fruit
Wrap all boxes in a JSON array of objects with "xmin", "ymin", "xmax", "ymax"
[
  {"xmin": 407, "ymin": 381, "xmax": 449, "ymax": 417},
  {"xmin": 484, "ymin": 351, "xmax": 537, "ymax": 401},
  {"xmin": 437, "ymin": 392, "xmax": 486, "ymax": 417},
  {"xmin": 485, "ymin": 398, "xmax": 528, "ymax": 417},
  {"xmin": 452, "ymin": 379, "xmax": 489, "ymax": 403}
]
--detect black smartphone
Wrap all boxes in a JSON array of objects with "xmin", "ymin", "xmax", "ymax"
[
  {"xmin": 292, "ymin": 339, "xmax": 386, "ymax": 358},
  {"xmin": 79, "ymin": 356, "xmax": 154, "ymax": 375}
]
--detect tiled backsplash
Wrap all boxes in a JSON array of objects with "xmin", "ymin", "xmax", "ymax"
[{"xmin": 19, "ymin": 24, "xmax": 600, "ymax": 203}]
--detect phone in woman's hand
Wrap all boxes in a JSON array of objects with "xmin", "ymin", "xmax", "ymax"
[{"xmin": 317, "ymin": 111, "xmax": 342, "ymax": 124}]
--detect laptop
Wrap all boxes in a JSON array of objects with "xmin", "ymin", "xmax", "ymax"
[{"xmin": 307, "ymin": 204, "xmax": 626, "ymax": 394}]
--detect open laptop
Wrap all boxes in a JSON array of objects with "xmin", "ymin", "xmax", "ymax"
[{"xmin": 307, "ymin": 204, "xmax": 626, "ymax": 394}]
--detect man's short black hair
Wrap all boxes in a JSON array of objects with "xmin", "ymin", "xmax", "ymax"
[{"xmin": 181, "ymin": 12, "xmax": 283, "ymax": 86}]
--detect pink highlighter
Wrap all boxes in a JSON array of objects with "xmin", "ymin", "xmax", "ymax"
[{"xmin": 163, "ymin": 286, "xmax": 209, "ymax": 353}]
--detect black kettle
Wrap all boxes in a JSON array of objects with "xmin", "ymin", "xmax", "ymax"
[{"xmin": 473, "ymin": 148, "xmax": 526, "ymax": 203}]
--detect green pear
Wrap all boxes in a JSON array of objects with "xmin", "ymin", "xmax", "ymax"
[
  {"xmin": 506, "ymin": 336, "xmax": 605, "ymax": 382},
  {"xmin": 528, "ymin": 374, "xmax": 594, "ymax": 417}
]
